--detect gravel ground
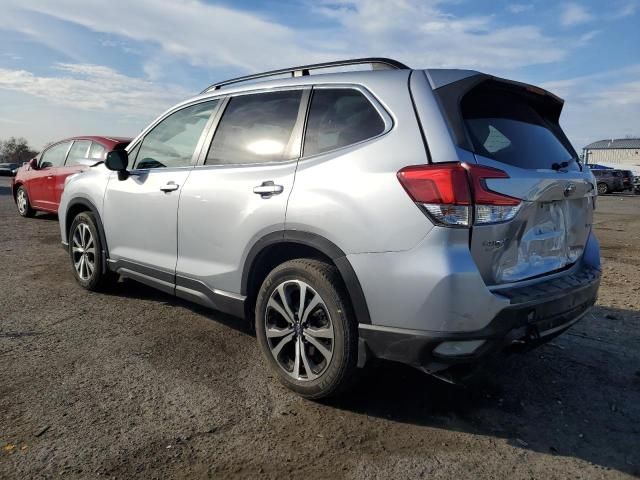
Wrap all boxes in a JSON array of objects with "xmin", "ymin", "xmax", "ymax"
[{"xmin": 0, "ymin": 176, "xmax": 638, "ymax": 479}]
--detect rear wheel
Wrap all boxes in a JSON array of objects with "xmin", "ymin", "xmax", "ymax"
[
  {"xmin": 15, "ymin": 186, "xmax": 35, "ymax": 217},
  {"xmin": 597, "ymin": 182, "xmax": 609, "ymax": 195},
  {"xmin": 255, "ymin": 258, "xmax": 358, "ymax": 399},
  {"xmin": 69, "ymin": 212, "xmax": 113, "ymax": 291}
]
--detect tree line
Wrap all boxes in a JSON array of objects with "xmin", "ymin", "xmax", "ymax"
[{"xmin": 0, "ymin": 137, "xmax": 39, "ymax": 163}]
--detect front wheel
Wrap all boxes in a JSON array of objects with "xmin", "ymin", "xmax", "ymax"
[
  {"xmin": 15, "ymin": 186, "xmax": 35, "ymax": 217},
  {"xmin": 255, "ymin": 258, "xmax": 358, "ymax": 399},
  {"xmin": 68, "ymin": 212, "xmax": 114, "ymax": 291}
]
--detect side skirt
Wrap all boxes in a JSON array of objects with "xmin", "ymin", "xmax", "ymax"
[{"xmin": 107, "ymin": 259, "xmax": 246, "ymax": 319}]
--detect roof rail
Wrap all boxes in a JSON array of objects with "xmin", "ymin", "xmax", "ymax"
[{"xmin": 200, "ymin": 57, "xmax": 410, "ymax": 94}]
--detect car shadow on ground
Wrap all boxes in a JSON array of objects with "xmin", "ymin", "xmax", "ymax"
[
  {"xmin": 103, "ymin": 277, "xmax": 254, "ymax": 336},
  {"xmin": 328, "ymin": 304, "xmax": 639, "ymax": 476},
  {"xmin": 94, "ymin": 277, "xmax": 640, "ymax": 476}
]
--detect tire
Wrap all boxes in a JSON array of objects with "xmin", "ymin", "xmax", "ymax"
[
  {"xmin": 597, "ymin": 182, "xmax": 609, "ymax": 195},
  {"xmin": 15, "ymin": 186, "xmax": 35, "ymax": 217},
  {"xmin": 255, "ymin": 258, "xmax": 358, "ymax": 399},
  {"xmin": 68, "ymin": 212, "xmax": 114, "ymax": 291}
]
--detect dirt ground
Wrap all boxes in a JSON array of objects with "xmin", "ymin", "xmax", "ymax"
[{"xmin": 0, "ymin": 176, "xmax": 638, "ymax": 479}]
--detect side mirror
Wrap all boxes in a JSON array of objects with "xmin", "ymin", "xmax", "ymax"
[
  {"xmin": 29, "ymin": 158, "xmax": 38, "ymax": 170},
  {"xmin": 105, "ymin": 150, "xmax": 129, "ymax": 180}
]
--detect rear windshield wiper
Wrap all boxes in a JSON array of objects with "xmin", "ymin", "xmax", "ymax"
[{"xmin": 551, "ymin": 161, "xmax": 569, "ymax": 171}]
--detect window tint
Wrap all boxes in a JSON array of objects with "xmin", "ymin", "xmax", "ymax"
[
  {"xmin": 40, "ymin": 142, "xmax": 70, "ymax": 168},
  {"xmin": 135, "ymin": 101, "xmax": 218, "ymax": 169},
  {"xmin": 88, "ymin": 142, "xmax": 106, "ymax": 160},
  {"xmin": 462, "ymin": 89, "xmax": 575, "ymax": 170},
  {"xmin": 66, "ymin": 140, "xmax": 91, "ymax": 165},
  {"xmin": 303, "ymin": 89, "xmax": 385, "ymax": 157},
  {"xmin": 206, "ymin": 90, "xmax": 302, "ymax": 165}
]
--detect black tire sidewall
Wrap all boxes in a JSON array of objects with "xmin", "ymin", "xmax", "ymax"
[
  {"xmin": 255, "ymin": 259, "xmax": 357, "ymax": 399},
  {"xmin": 69, "ymin": 212, "xmax": 104, "ymax": 290}
]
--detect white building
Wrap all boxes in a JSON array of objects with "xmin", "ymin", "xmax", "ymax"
[{"xmin": 583, "ymin": 138, "xmax": 640, "ymax": 174}]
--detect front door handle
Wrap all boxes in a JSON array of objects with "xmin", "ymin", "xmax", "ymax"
[
  {"xmin": 160, "ymin": 181, "xmax": 179, "ymax": 192},
  {"xmin": 253, "ymin": 181, "xmax": 284, "ymax": 198}
]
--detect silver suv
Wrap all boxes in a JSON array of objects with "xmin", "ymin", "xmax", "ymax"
[{"xmin": 59, "ymin": 58, "xmax": 601, "ymax": 398}]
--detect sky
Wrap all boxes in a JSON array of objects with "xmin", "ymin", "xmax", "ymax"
[{"xmin": 0, "ymin": 0, "xmax": 638, "ymax": 150}]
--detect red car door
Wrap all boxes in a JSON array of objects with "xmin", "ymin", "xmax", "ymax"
[
  {"xmin": 53, "ymin": 140, "xmax": 92, "ymax": 208},
  {"xmin": 30, "ymin": 141, "xmax": 71, "ymax": 211}
]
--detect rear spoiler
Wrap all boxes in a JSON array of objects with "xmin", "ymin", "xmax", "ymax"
[{"xmin": 426, "ymin": 71, "xmax": 566, "ymax": 154}]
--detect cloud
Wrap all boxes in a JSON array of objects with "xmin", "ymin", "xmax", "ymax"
[
  {"xmin": 0, "ymin": 63, "xmax": 189, "ymax": 116},
  {"xmin": 507, "ymin": 4, "xmax": 534, "ymax": 14},
  {"xmin": 541, "ymin": 65, "xmax": 640, "ymax": 147},
  {"xmin": 560, "ymin": 3, "xmax": 594, "ymax": 26},
  {"xmin": 5, "ymin": 0, "xmax": 571, "ymax": 73}
]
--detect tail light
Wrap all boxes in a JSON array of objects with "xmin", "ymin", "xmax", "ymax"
[{"xmin": 397, "ymin": 163, "xmax": 521, "ymax": 227}]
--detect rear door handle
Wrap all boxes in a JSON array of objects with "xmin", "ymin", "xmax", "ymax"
[
  {"xmin": 253, "ymin": 181, "xmax": 284, "ymax": 198},
  {"xmin": 160, "ymin": 181, "xmax": 179, "ymax": 192}
]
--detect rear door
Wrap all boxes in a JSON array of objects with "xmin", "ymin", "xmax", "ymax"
[
  {"xmin": 458, "ymin": 81, "xmax": 596, "ymax": 285},
  {"xmin": 54, "ymin": 140, "xmax": 92, "ymax": 208},
  {"xmin": 103, "ymin": 100, "xmax": 219, "ymax": 283},
  {"xmin": 176, "ymin": 88, "xmax": 307, "ymax": 305},
  {"xmin": 31, "ymin": 141, "xmax": 71, "ymax": 211}
]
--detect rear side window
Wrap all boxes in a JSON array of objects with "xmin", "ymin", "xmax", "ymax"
[
  {"xmin": 303, "ymin": 89, "xmax": 385, "ymax": 157},
  {"xmin": 88, "ymin": 142, "xmax": 106, "ymax": 160},
  {"xmin": 66, "ymin": 140, "xmax": 91, "ymax": 165},
  {"xmin": 206, "ymin": 90, "xmax": 302, "ymax": 165},
  {"xmin": 40, "ymin": 141, "xmax": 70, "ymax": 168},
  {"xmin": 462, "ymin": 88, "xmax": 575, "ymax": 170}
]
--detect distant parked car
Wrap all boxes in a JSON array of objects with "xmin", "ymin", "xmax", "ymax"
[
  {"xmin": 620, "ymin": 170, "xmax": 634, "ymax": 191},
  {"xmin": 633, "ymin": 175, "xmax": 640, "ymax": 195},
  {"xmin": 12, "ymin": 136, "xmax": 130, "ymax": 217},
  {"xmin": 591, "ymin": 169, "xmax": 624, "ymax": 194},
  {"xmin": 0, "ymin": 162, "xmax": 23, "ymax": 176}
]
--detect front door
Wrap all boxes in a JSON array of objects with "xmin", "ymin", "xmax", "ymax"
[
  {"xmin": 176, "ymin": 89, "xmax": 307, "ymax": 305},
  {"xmin": 102, "ymin": 100, "xmax": 220, "ymax": 282}
]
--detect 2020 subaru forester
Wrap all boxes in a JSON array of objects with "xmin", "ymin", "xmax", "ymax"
[{"xmin": 59, "ymin": 58, "xmax": 601, "ymax": 398}]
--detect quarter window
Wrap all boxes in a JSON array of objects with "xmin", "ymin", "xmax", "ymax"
[
  {"xmin": 135, "ymin": 100, "xmax": 218, "ymax": 169},
  {"xmin": 206, "ymin": 90, "xmax": 303, "ymax": 165},
  {"xmin": 303, "ymin": 88, "xmax": 385, "ymax": 157},
  {"xmin": 40, "ymin": 142, "xmax": 71, "ymax": 168},
  {"xmin": 66, "ymin": 140, "xmax": 91, "ymax": 165}
]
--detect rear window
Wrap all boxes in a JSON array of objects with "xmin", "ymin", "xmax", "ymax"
[{"xmin": 461, "ymin": 89, "xmax": 575, "ymax": 170}]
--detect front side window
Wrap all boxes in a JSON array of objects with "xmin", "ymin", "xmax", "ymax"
[
  {"xmin": 66, "ymin": 140, "xmax": 91, "ymax": 165},
  {"xmin": 303, "ymin": 88, "xmax": 385, "ymax": 157},
  {"xmin": 135, "ymin": 100, "xmax": 218, "ymax": 169},
  {"xmin": 206, "ymin": 90, "xmax": 302, "ymax": 165},
  {"xmin": 40, "ymin": 141, "xmax": 71, "ymax": 168}
]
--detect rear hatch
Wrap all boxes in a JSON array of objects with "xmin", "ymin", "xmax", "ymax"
[{"xmin": 434, "ymin": 76, "xmax": 596, "ymax": 285}]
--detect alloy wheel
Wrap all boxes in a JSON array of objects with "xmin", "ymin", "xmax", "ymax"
[
  {"xmin": 265, "ymin": 280, "xmax": 335, "ymax": 381},
  {"xmin": 597, "ymin": 183, "xmax": 607, "ymax": 195},
  {"xmin": 16, "ymin": 189, "xmax": 27, "ymax": 215},
  {"xmin": 72, "ymin": 223, "xmax": 96, "ymax": 281}
]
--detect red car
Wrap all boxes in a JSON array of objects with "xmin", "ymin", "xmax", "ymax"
[{"xmin": 12, "ymin": 136, "xmax": 130, "ymax": 217}]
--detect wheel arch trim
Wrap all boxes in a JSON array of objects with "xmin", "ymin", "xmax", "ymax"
[
  {"xmin": 242, "ymin": 230, "xmax": 372, "ymax": 325},
  {"xmin": 65, "ymin": 197, "xmax": 110, "ymax": 262}
]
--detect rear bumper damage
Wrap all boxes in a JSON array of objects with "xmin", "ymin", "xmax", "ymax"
[{"xmin": 358, "ymin": 265, "xmax": 600, "ymax": 373}]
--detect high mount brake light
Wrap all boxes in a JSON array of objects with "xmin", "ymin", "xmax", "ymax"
[{"xmin": 397, "ymin": 163, "xmax": 522, "ymax": 227}]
